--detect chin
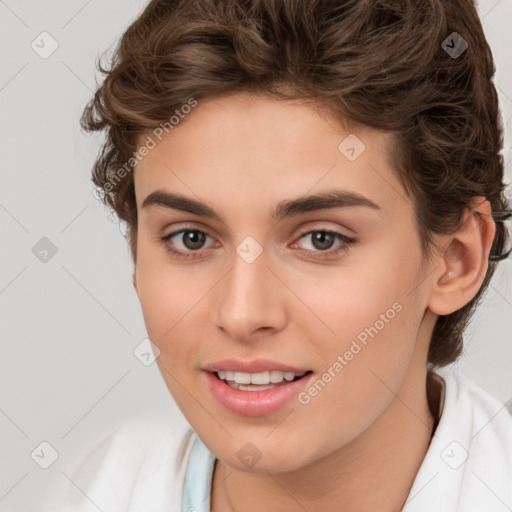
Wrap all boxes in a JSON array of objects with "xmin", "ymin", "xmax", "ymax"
[{"xmin": 209, "ymin": 434, "xmax": 314, "ymax": 475}]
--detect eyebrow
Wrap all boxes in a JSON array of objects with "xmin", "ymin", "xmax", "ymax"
[{"xmin": 141, "ymin": 188, "xmax": 381, "ymax": 222}]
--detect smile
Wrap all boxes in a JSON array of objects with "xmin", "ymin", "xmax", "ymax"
[{"xmin": 205, "ymin": 370, "xmax": 314, "ymax": 416}]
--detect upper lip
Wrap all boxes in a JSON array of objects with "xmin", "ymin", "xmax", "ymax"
[{"xmin": 203, "ymin": 358, "xmax": 311, "ymax": 374}]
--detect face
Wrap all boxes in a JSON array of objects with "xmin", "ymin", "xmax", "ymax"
[{"xmin": 133, "ymin": 92, "xmax": 436, "ymax": 473}]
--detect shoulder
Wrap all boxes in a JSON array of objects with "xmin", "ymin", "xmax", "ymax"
[
  {"xmin": 54, "ymin": 411, "xmax": 196, "ymax": 512},
  {"xmin": 404, "ymin": 367, "xmax": 512, "ymax": 511},
  {"xmin": 438, "ymin": 367, "xmax": 512, "ymax": 449}
]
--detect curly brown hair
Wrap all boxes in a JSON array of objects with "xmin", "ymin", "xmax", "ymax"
[{"xmin": 80, "ymin": 0, "xmax": 511, "ymax": 368}]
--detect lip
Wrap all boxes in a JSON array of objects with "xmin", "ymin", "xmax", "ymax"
[
  {"xmin": 203, "ymin": 358, "xmax": 311, "ymax": 374},
  {"xmin": 204, "ymin": 370, "xmax": 315, "ymax": 416}
]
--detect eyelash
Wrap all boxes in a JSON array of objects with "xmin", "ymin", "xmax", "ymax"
[{"xmin": 159, "ymin": 225, "xmax": 357, "ymax": 261}]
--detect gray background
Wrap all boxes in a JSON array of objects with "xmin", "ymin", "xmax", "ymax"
[{"xmin": 1, "ymin": 0, "xmax": 511, "ymax": 510}]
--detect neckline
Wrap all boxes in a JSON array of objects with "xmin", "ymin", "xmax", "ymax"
[{"xmin": 181, "ymin": 435, "xmax": 217, "ymax": 512}]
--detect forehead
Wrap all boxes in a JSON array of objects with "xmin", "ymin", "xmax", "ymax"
[{"xmin": 133, "ymin": 93, "xmax": 408, "ymax": 220}]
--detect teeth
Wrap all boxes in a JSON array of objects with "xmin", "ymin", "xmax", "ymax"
[
  {"xmin": 216, "ymin": 370, "xmax": 306, "ymax": 385},
  {"xmin": 226, "ymin": 381, "xmax": 276, "ymax": 391}
]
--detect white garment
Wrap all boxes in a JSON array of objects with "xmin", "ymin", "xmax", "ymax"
[{"xmin": 44, "ymin": 368, "xmax": 512, "ymax": 512}]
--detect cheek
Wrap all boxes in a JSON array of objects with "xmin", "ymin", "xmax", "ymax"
[
  {"xmin": 135, "ymin": 265, "xmax": 202, "ymax": 412},
  {"xmin": 293, "ymin": 247, "xmax": 422, "ymax": 416},
  {"xmin": 135, "ymin": 252, "xmax": 196, "ymax": 362},
  {"xmin": 291, "ymin": 250, "xmax": 412, "ymax": 348},
  {"xmin": 292, "ymin": 307, "xmax": 416, "ymax": 451}
]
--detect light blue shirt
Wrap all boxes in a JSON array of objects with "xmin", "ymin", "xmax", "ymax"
[{"xmin": 182, "ymin": 434, "xmax": 217, "ymax": 512}]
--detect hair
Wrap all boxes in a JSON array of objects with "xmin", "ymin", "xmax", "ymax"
[{"xmin": 80, "ymin": 0, "xmax": 511, "ymax": 368}]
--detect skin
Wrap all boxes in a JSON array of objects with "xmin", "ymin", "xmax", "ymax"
[{"xmin": 132, "ymin": 92, "xmax": 495, "ymax": 511}]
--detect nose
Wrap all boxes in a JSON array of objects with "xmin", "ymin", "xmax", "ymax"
[{"xmin": 211, "ymin": 249, "xmax": 287, "ymax": 343}]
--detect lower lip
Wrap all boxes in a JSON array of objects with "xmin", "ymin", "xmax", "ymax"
[{"xmin": 204, "ymin": 371, "xmax": 314, "ymax": 416}]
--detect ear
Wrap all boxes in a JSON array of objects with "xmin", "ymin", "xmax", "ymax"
[
  {"xmin": 427, "ymin": 196, "xmax": 496, "ymax": 316},
  {"xmin": 132, "ymin": 270, "xmax": 137, "ymax": 293}
]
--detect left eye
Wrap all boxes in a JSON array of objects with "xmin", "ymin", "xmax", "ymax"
[
  {"xmin": 292, "ymin": 229, "xmax": 357, "ymax": 259},
  {"xmin": 295, "ymin": 229, "xmax": 354, "ymax": 252},
  {"xmin": 160, "ymin": 228, "xmax": 356, "ymax": 260}
]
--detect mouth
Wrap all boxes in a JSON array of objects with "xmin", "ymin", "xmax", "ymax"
[
  {"xmin": 213, "ymin": 369, "xmax": 313, "ymax": 391},
  {"xmin": 204, "ymin": 369, "xmax": 314, "ymax": 416}
]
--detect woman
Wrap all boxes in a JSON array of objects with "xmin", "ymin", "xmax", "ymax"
[{"xmin": 57, "ymin": 0, "xmax": 512, "ymax": 510}]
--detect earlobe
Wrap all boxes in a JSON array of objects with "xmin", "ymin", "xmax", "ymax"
[{"xmin": 428, "ymin": 196, "xmax": 496, "ymax": 316}]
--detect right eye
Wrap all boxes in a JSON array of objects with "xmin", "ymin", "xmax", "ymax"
[{"xmin": 160, "ymin": 228, "xmax": 216, "ymax": 260}]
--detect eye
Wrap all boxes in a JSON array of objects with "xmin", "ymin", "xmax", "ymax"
[
  {"xmin": 160, "ymin": 227, "xmax": 215, "ymax": 260},
  {"xmin": 292, "ymin": 229, "xmax": 356, "ymax": 259}
]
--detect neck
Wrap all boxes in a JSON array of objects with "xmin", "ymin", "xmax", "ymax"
[{"xmin": 211, "ymin": 364, "xmax": 439, "ymax": 512}]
